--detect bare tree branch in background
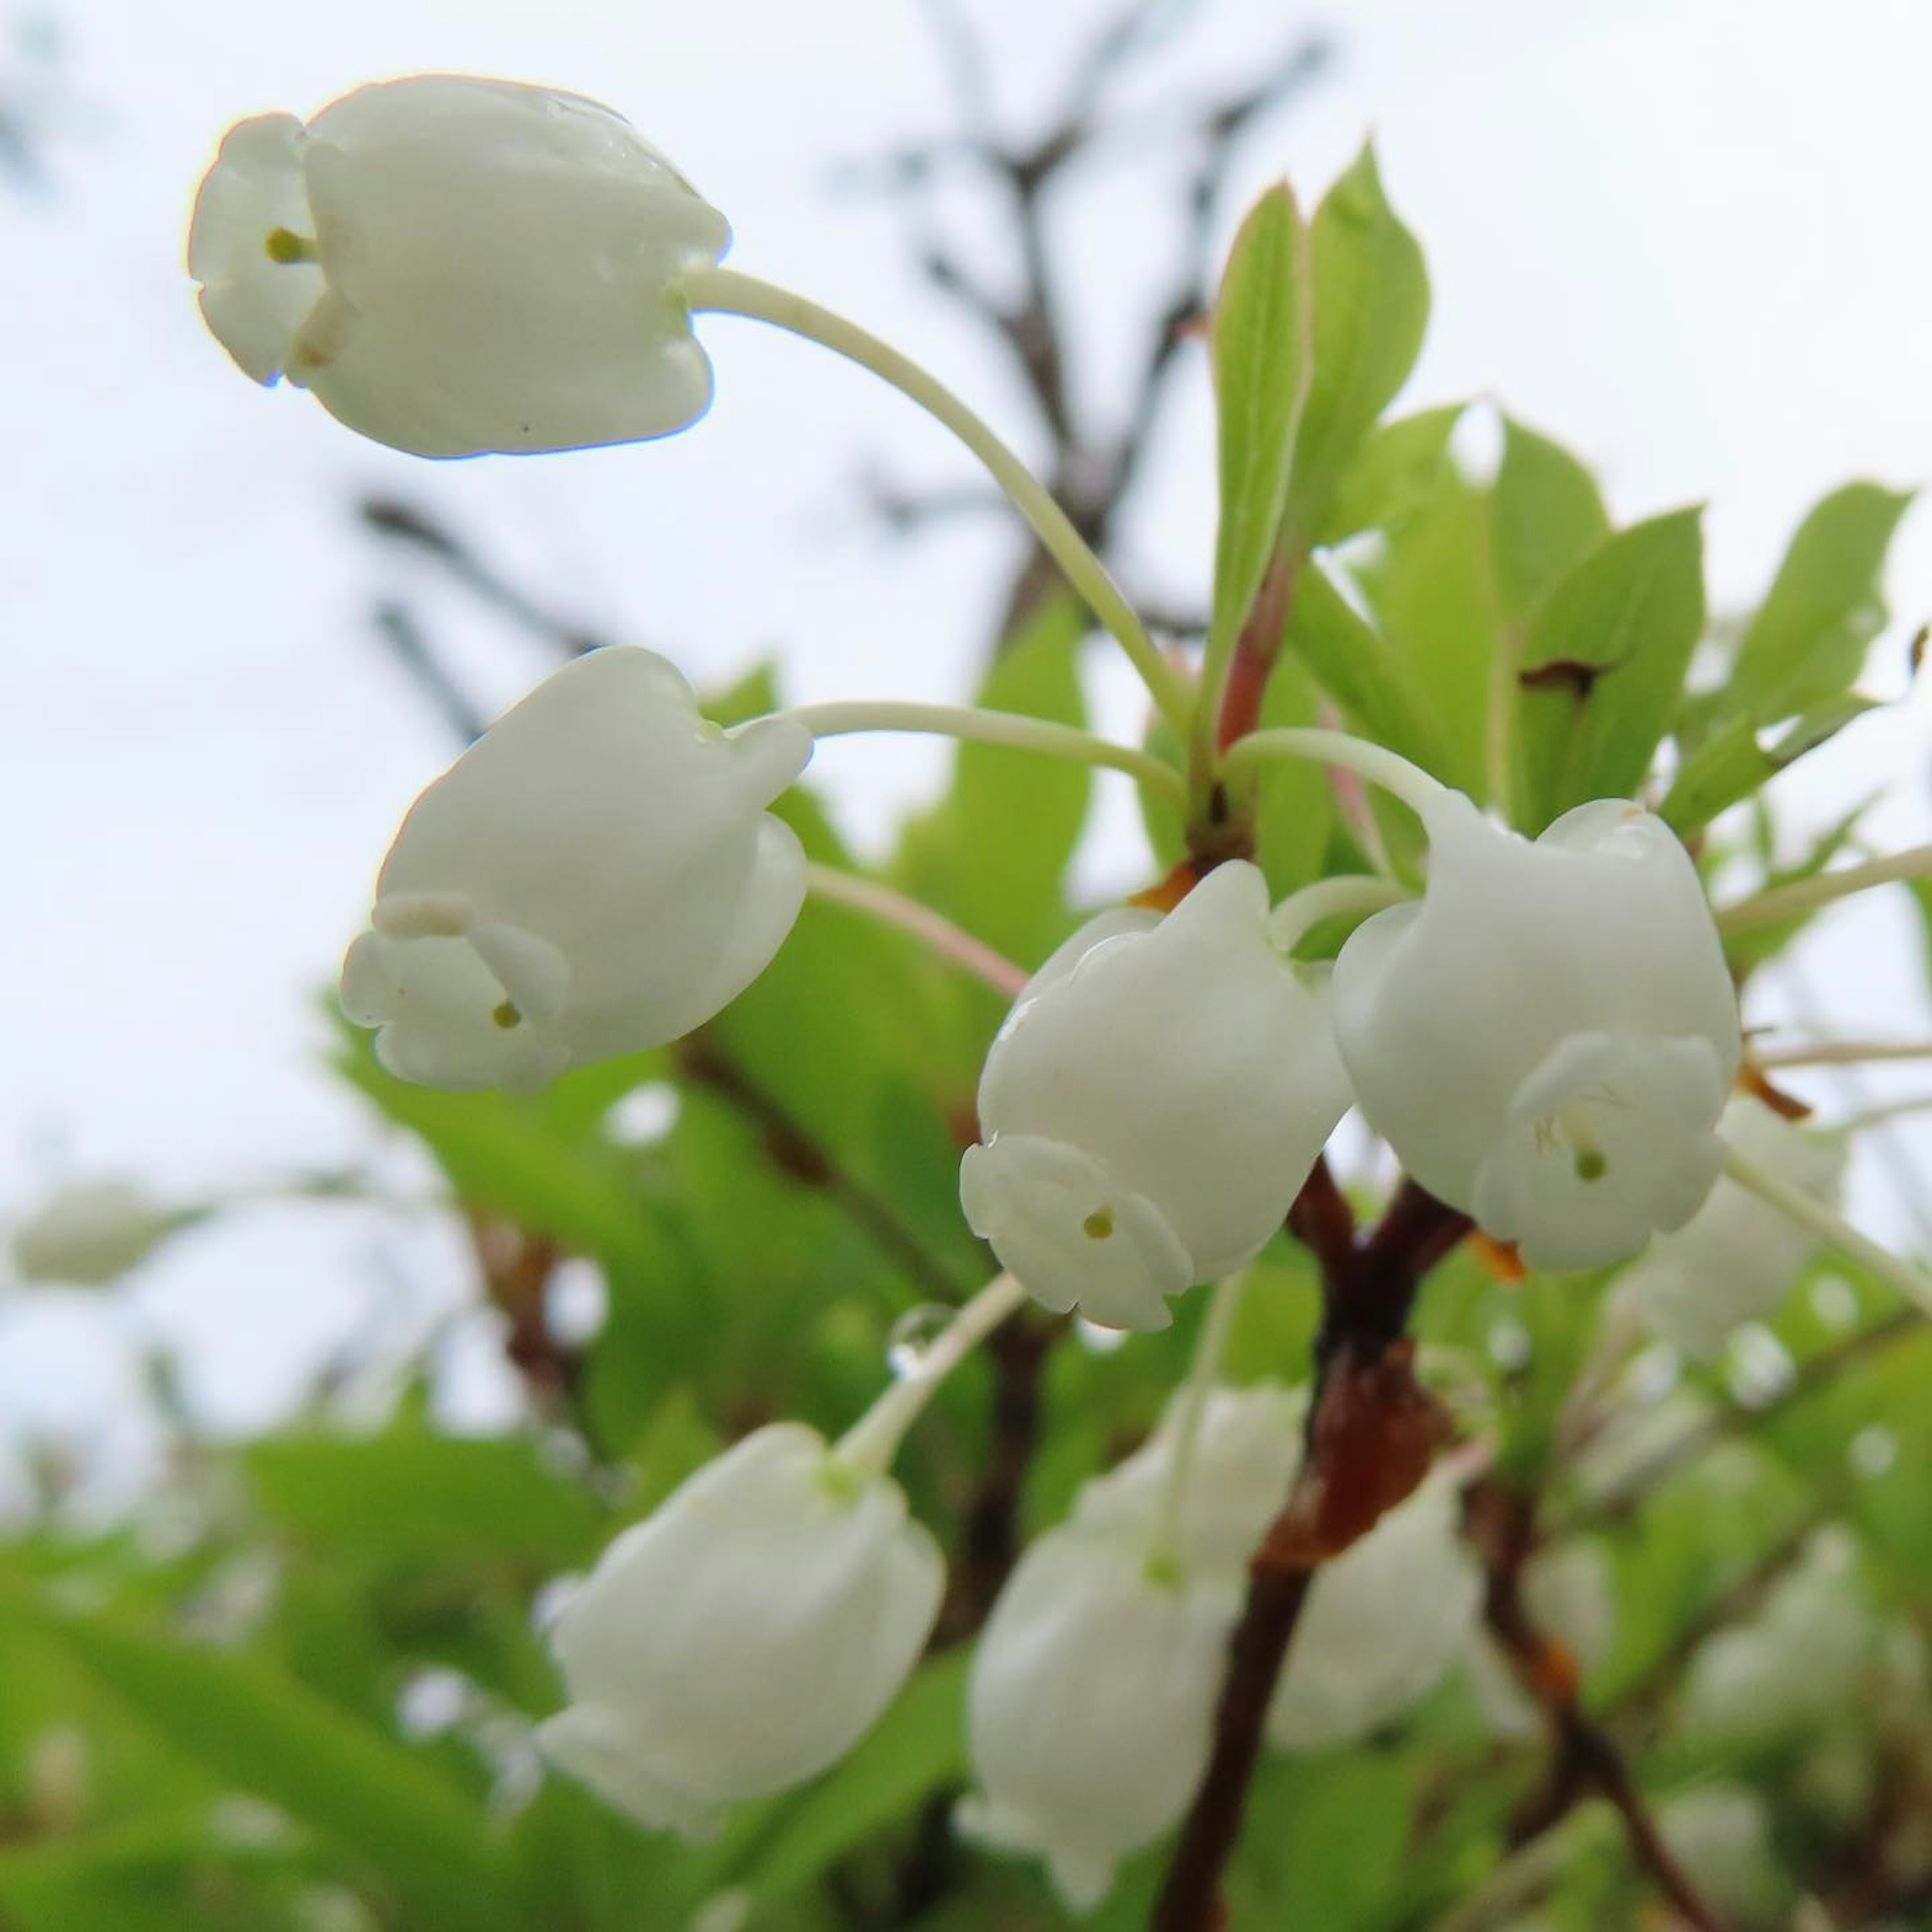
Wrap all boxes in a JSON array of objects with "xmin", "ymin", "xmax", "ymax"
[{"xmin": 840, "ymin": 0, "xmax": 1331, "ymax": 641}]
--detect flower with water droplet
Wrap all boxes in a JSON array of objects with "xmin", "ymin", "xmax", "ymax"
[
  {"xmin": 1332, "ymin": 793, "xmax": 1740, "ymax": 1270},
  {"xmin": 188, "ymin": 75, "xmax": 729, "ymax": 457},
  {"xmin": 341, "ymin": 646, "xmax": 812, "ymax": 1091},
  {"xmin": 959, "ymin": 862, "xmax": 1350, "ymax": 1330},
  {"xmin": 1618, "ymin": 1095, "xmax": 1846, "ymax": 1357},
  {"xmin": 10, "ymin": 1179, "xmax": 180, "ymax": 1286},
  {"xmin": 538, "ymin": 1422, "xmax": 942, "ymax": 1837}
]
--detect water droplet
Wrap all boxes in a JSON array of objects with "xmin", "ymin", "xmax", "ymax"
[{"xmin": 887, "ymin": 1304, "xmax": 952, "ymax": 1378}]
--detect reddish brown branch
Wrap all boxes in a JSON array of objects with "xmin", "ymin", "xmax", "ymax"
[
  {"xmin": 1151, "ymin": 1176, "xmax": 1470, "ymax": 1931},
  {"xmin": 1466, "ymin": 1477, "xmax": 1735, "ymax": 1932}
]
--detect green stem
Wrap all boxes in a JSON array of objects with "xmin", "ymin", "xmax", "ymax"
[
  {"xmin": 1717, "ymin": 843, "xmax": 1932, "ymax": 934},
  {"xmin": 1722, "ymin": 1143, "xmax": 1932, "ymax": 1318},
  {"xmin": 1220, "ymin": 725, "xmax": 1450, "ymax": 821},
  {"xmin": 1267, "ymin": 874, "xmax": 1412, "ymax": 956},
  {"xmin": 786, "ymin": 698, "xmax": 1185, "ymax": 801},
  {"xmin": 685, "ymin": 266, "xmax": 1192, "ymax": 732},
  {"xmin": 1147, "ymin": 1274, "xmax": 1245, "ymax": 1576},
  {"xmin": 804, "ymin": 864, "xmax": 1027, "ymax": 998},
  {"xmin": 834, "ymin": 1273, "xmax": 1029, "ymax": 1479}
]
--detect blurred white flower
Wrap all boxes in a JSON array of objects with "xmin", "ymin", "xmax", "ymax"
[
  {"xmin": 1333, "ymin": 794, "xmax": 1739, "ymax": 1270},
  {"xmin": 1619, "ymin": 1095, "xmax": 1846, "ymax": 1357},
  {"xmin": 1267, "ymin": 1473, "xmax": 1482, "ymax": 1750},
  {"xmin": 1681, "ymin": 1526, "xmax": 1875, "ymax": 1739},
  {"xmin": 341, "ymin": 647, "xmax": 811, "ymax": 1092},
  {"xmin": 960, "ymin": 862, "xmax": 1350, "ymax": 1329},
  {"xmin": 1658, "ymin": 1784, "xmax": 1787, "ymax": 1923},
  {"xmin": 955, "ymin": 1526, "xmax": 1236, "ymax": 1910},
  {"xmin": 539, "ymin": 1422, "xmax": 941, "ymax": 1837},
  {"xmin": 189, "ymin": 75, "xmax": 729, "ymax": 456},
  {"xmin": 10, "ymin": 1178, "xmax": 177, "ymax": 1285}
]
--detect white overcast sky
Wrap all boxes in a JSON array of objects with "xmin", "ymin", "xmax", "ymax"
[{"xmin": 2, "ymin": 0, "xmax": 1929, "ymax": 1497}]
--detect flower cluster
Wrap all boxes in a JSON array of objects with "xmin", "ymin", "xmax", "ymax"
[{"xmin": 183, "ymin": 68, "xmax": 1915, "ymax": 1916}]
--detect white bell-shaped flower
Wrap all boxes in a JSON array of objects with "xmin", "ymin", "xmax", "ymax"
[
  {"xmin": 538, "ymin": 1422, "xmax": 942, "ymax": 1837},
  {"xmin": 1332, "ymin": 793, "xmax": 1740, "ymax": 1270},
  {"xmin": 1619, "ymin": 1095, "xmax": 1846, "ymax": 1357},
  {"xmin": 955, "ymin": 1526, "xmax": 1236, "ymax": 1910},
  {"xmin": 10, "ymin": 1179, "xmax": 179, "ymax": 1286},
  {"xmin": 1267, "ymin": 1472, "xmax": 1483, "ymax": 1750},
  {"xmin": 189, "ymin": 75, "xmax": 730, "ymax": 457},
  {"xmin": 341, "ymin": 646, "xmax": 812, "ymax": 1092},
  {"xmin": 1074, "ymin": 1381, "xmax": 1304, "ymax": 1572},
  {"xmin": 959, "ymin": 862, "xmax": 1351, "ymax": 1329}
]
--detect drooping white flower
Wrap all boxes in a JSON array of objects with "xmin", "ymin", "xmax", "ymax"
[
  {"xmin": 959, "ymin": 862, "xmax": 1351, "ymax": 1329},
  {"xmin": 538, "ymin": 1422, "xmax": 942, "ymax": 1837},
  {"xmin": 1619, "ymin": 1095, "xmax": 1846, "ymax": 1357},
  {"xmin": 955, "ymin": 1526, "xmax": 1237, "ymax": 1910},
  {"xmin": 189, "ymin": 75, "xmax": 730, "ymax": 457},
  {"xmin": 1074, "ymin": 1381, "xmax": 1304, "ymax": 1572},
  {"xmin": 10, "ymin": 1179, "xmax": 179, "ymax": 1285},
  {"xmin": 1267, "ymin": 1472, "xmax": 1483, "ymax": 1751},
  {"xmin": 1332, "ymin": 793, "xmax": 1740, "ymax": 1270},
  {"xmin": 340, "ymin": 646, "xmax": 811, "ymax": 1092}
]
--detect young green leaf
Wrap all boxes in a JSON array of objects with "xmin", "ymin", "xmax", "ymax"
[
  {"xmin": 1660, "ymin": 692, "xmax": 1877, "ymax": 835},
  {"xmin": 1315, "ymin": 403, "xmax": 1464, "ymax": 546},
  {"xmin": 1283, "ymin": 144, "xmax": 1430, "ymax": 541},
  {"xmin": 1514, "ymin": 508, "xmax": 1706, "ymax": 828},
  {"xmin": 1209, "ymin": 183, "xmax": 1312, "ymax": 659},
  {"xmin": 1491, "ymin": 416, "xmax": 1611, "ymax": 622},
  {"xmin": 1725, "ymin": 481, "xmax": 1916, "ymax": 723}
]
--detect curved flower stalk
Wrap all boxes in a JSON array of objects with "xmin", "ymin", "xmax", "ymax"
[
  {"xmin": 190, "ymin": 74, "xmax": 1187, "ymax": 726},
  {"xmin": 1618, "ymin": 1095, "xmax": 1847, "ymax": 1358},
  {"xmin": 190, "ymin": 76, "xmax": 730, "ymax": 457},
  {"xmin": 539, "ymin": 1422, "xmax": 942, "ymax": 1835},
  {"xmin": 341, "ymin": 646, "xmax": 811, "ymax": 1091},
  {"xmin": 1332, "ymin": 793, "xmax": 1741, "ymax": 1269},
  {"xmin": 9, "ymin": 1178, "xmax": 181, "ymax": 1285},
  {"xmin": 959, "ymin": 862, "xmax": 1351, "ymax": 1330}
]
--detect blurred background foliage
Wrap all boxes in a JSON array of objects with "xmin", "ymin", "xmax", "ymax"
[{"xmin": 3, "ymin": 3, "xmax": 1929, "ymax": 1928}]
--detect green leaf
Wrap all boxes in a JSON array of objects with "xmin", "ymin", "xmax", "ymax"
[
  {"xmin": 1352, "ymin": 464, "xmax": 1500, "ymax": 799},
  {"xmin": 1283, "ymin": 562, "xmax": 1457, "ymax": 789},
  {"xmin": 1726, "ymin": 481, "xmax": 1915, "ymax": 722},
  {"xmin": 1491, "ymin": 416, "xmax": 1611, "ymax": 622},
  {"xmin": 1283, "ymin": 144, "xmax": 1430, "ymax": 541},
  {"xmin": 333, "ymin": 1021, "xmax": 672, "ymax": 1278},
  {"xmin": 1209, "ymin": 183, "xmax": 1313, "ymax": 655},
  {"xmin": 34, "ymin": 1615, "xmax": 517, "ymax": 1932},
  {"xmin": 1514, "ymin": 507, "xmax": 1706, "ymax": 829},
  {"xmin": 1315, "ymin": 403, "xmax": 1464, "ymax": 546},
  {"xmin": 1250, "ymin": 648, "xmax": 1336, "ymax": 898},
  {"xmin": 245, "ymin": 1424, "xmax": 606, "ymax": 1571},
  {"xmin": 893, "ymin": 592, "xmax": 1093, "ymax": 968},
  {"xmin": 1659, "ymin": 692, "xmax": 1877, "ymax": 835}
]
